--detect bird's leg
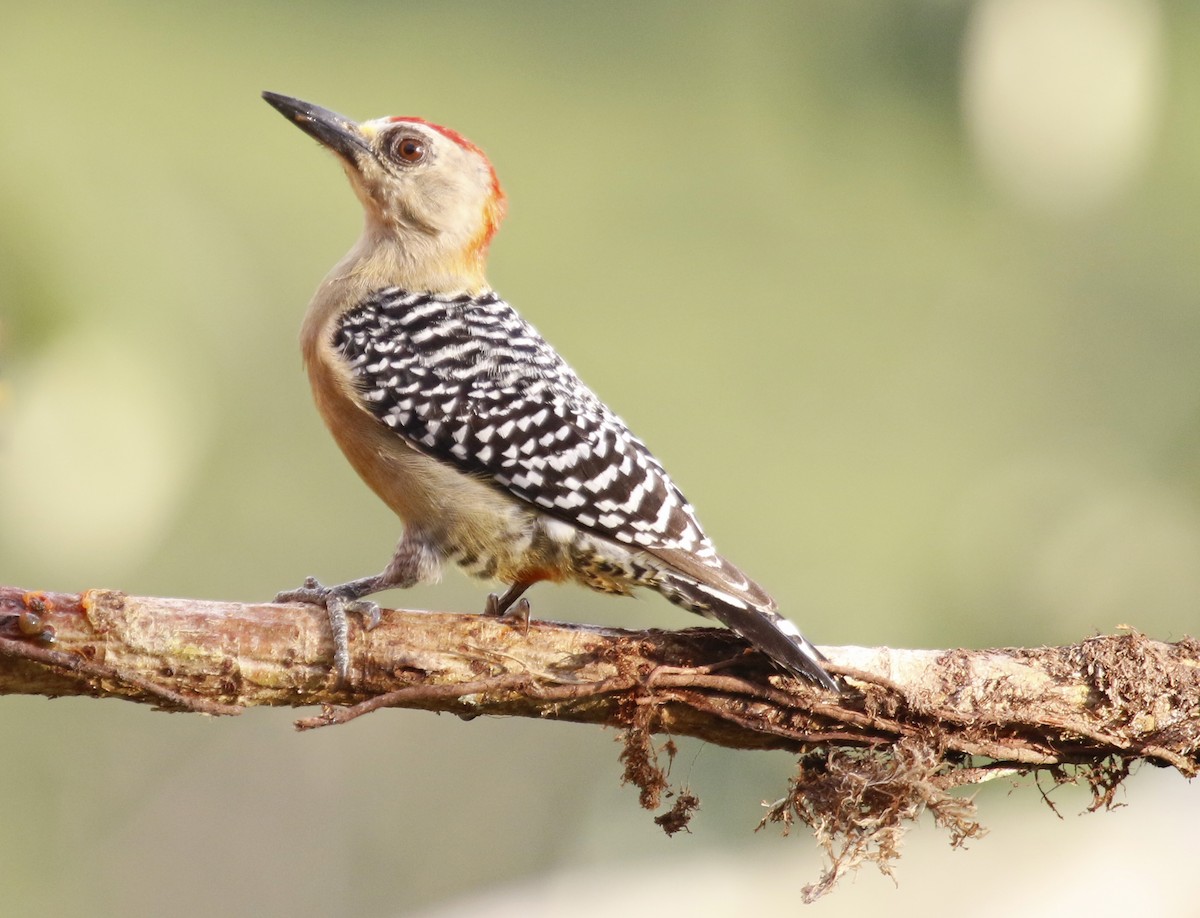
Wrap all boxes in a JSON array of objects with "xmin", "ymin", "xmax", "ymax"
[
  {"xmin": 275, "ymin": 536, "xmax": 438, "ymax": 682},
  {"xmin": 484, "ymin": 581, "xmax": 534, "ymax": 634}
]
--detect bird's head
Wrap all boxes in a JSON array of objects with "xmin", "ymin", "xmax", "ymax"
[{"xmin": 264, "ymin": 91, "xmax": 506, "ymax": 292}]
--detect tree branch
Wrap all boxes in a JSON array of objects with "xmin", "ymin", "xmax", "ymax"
[{"xmin": 3, "ymin": 584, "xmax": 1197, "ymax": 900}]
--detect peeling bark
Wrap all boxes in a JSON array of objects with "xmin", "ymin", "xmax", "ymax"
[{"xmin": 3, "ymin": 585, "xmax": 1197, "ymax": 900}]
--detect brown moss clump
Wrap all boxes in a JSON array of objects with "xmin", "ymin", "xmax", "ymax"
[{"xmin": 758, "ymin": 739, "xmax": 985, "ymax": 903}]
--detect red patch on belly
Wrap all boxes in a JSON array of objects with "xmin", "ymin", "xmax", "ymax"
[{"xmin": 514, "ymin": 565, "xmax": 566, "ymax": 586}]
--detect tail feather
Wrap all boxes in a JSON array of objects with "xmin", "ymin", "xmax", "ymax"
[{"xmin": 656, "ymin": 569, "xmax": 839, "ymax": 692}]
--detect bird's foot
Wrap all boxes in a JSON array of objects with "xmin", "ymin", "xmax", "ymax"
[
  {"xmin": 502, "ymin": 598, "xmax": 532, "ymax": 635},
  {"xmin": 484, "ymin": 592, "xmax": 532, "ymax": 635},
  {"xmin": 275, "ymin": 576, "xmax": 383, "ymax": 682}
]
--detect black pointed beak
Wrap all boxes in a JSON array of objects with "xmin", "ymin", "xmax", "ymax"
[{"xmin": 262, "ymin": 91, "xmax": 371, "ymax": 161}]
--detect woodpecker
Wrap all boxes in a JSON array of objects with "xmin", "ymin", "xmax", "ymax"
[{"xmin": 263, "ymin": 91, "xmax": 838, "ymax": 692}]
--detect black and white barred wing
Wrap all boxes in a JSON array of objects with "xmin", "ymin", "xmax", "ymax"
[{"xmin": 336, "ymin": 288, "xmax": 716, "ymax": 558}]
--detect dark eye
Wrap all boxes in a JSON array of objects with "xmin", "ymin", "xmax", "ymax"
[{"xmin": 388, "ymin": 133, "xmax": 426, "ymax": 165}]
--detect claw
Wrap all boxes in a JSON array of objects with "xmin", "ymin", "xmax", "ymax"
[
  {"xmin": 345, "ymin": 598, "xmax": 382, "ymax": 631},
  {"xmin": 500, "ymin": 597, "xmax": 531, "ymax": 635},
  {"xmin": 483, "ymin": 591, "xmax": 532, "ymax": 634},
  {"xmin": 484, "ymin": 581, "xmax": 534, "ymax": 619}
]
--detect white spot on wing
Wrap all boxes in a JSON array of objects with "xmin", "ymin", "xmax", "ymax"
[{"xmin": 694, "ymin": 582, "xmax": 749, "ymax": 610}]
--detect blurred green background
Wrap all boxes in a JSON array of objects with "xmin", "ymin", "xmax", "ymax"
[{"xmin": 2, "ymin": 0, "xmax": 1198, "ymax": 914}]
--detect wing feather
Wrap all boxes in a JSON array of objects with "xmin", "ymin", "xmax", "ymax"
[{"xmin": 336, "ymin": 288, "xmax": 716, "ymax": 562}]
